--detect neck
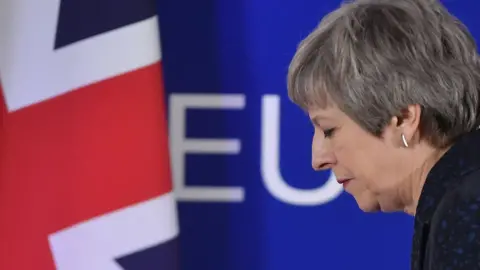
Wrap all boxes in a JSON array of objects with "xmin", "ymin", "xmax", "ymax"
[{"xmin": 401, "ymin": 145, "xmax": 450, "ymax": 216}]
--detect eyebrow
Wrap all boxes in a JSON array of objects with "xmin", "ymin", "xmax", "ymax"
[{"xmin": 310, "ymin": 115, "xmax": 328, "ymax": 126}]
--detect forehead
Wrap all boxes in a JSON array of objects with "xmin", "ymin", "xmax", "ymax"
[{"xmin": 307, "ymin": 105, "xmax": 341, "ymax": 120}]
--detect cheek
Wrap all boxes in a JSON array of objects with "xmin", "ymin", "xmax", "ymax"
[
  {"xmin": 333, "ymin": 138, "xmax": 369, "ymax": 174},
  {"xmin": 334, "ymin": 138, "xmax": 385, "ymax": 190}
]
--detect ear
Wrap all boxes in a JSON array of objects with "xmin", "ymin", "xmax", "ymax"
[{"xmin": 393, "ymin": 104, "xmax": 422, "ymax": 146}]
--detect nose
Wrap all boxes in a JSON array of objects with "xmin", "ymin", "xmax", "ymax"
[{"xmin": 311, "ymin": 133, "xmax": 336, "ymax": 171}]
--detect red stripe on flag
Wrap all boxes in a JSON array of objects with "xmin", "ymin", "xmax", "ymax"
[{"xmin": 0, "ymin": 62, "xmax": 172, "ymax": 269}]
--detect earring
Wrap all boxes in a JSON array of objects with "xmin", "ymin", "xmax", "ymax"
[{"xmin": 401, "ymin": 134, "xmax": 409, "ymax": 148}]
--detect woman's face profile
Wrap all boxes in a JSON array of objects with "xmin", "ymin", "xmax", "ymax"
[{"xmin": 309, "ymin": 105, "xmax": 410, "ymax": 212}]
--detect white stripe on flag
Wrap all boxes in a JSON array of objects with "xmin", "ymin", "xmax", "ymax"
[
  {"xmin": 0, "ymin": 0, "xmax": 161, "ymax": 112},
  {"xmin": 48, "ymin": 193, "xmax": 179, "ymax": 270}
]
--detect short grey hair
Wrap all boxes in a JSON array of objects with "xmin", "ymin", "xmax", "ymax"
[{"xmin": 287, "ymin": 0, "xmax": 480, "ymax": 148}]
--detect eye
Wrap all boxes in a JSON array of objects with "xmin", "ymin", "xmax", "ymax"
[{"xmin": 323, "ymin": 128, "xmax": 336, "ymax": 138}]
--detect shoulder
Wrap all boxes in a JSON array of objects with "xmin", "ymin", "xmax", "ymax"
[
  {"xmin": 427, "ymin": 169, "xmax": 480, "ymax": 268},
  {"xmin": 433, "ymin": 168, "xmax": 480, "ymax": 232},
  {"xmin": 433, "ymin": 169, "xmax": 480, "ymax": 235},
  {"xmin": 433, "ymin": 167, "xmax": 480, "ymax": 217}
]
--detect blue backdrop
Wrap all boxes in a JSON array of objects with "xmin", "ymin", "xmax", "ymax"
[{"xmin": 157, "ymin": 1, "xmax": 480, "ymax": 269}]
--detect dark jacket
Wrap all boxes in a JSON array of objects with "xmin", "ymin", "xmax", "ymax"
[{"xmin": 411, "ymin": 129, "xmax": 480, "ymax": 270}]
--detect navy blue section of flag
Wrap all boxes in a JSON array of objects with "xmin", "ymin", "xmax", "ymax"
[
  {"xmin": 116, "ymin": 238, "xmax": 179, "ymax": 270},
  {"xmin": 54, "ymin": 0, "xmax": 157, "ymax": 49}
]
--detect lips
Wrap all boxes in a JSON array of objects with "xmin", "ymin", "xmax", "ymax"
[{"xmin": 337, "ymin": 178, "xmax": 353, "ymax": 187}]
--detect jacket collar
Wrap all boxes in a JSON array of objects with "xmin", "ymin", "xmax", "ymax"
[{"xmin": 415, "ymin": 128, "xmax": 480, "ymax": 224}]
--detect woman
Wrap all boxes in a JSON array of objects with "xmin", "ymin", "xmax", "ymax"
[{"xmin": 287, "ymin": 0, "xmax": 480, "ymax": 269}]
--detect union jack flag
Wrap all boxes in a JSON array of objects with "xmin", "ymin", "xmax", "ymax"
[{"xmin": 0, "ymin": 0, "xmax": 179, "ymax": 269}]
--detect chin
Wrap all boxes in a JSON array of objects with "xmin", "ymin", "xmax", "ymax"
[
  {"xmin": 358, "ymin": 203, "xmax": 381, "ymax": 212},
  {"xmin": 354, "ymin": 199, "xmax": 381, "ymax": 212}
]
